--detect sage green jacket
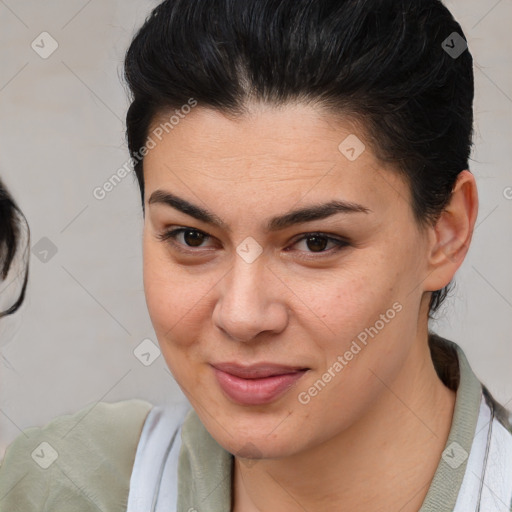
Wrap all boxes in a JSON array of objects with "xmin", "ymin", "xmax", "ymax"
[{"xmin": 0, "ymin": 335, "xmax": 511, "ymax": 511}]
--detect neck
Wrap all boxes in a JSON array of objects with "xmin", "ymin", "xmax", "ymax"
[{"xmin": 232, "ymin": 332, "xmax": 456, "ymax": 512}]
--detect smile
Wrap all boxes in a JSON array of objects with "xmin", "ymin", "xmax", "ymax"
[{"xmin": 211, "ymin": 363, "xmax": 309, "ymax": 406}]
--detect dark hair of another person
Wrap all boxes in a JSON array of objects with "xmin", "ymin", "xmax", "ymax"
[
  {"xmin": 123, "ymin": 0, "xmax": 474, "ymax": 317},
  {"xmin": 0, "ymin": 178, "xmax": 29, "ymax": 318}
]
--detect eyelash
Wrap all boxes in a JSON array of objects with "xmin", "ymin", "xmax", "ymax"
[{"xmin": 156, "ymin": 227, "xmax": 349, "ymax": 258}]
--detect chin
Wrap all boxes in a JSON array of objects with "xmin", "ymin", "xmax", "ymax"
[
  {"xmin": 231, "ymin": 438, "xmax": 299, "ymax": 462},
  {"xmin": 204, "ymin": 415, "xmax": 304, "ymax": 460}
]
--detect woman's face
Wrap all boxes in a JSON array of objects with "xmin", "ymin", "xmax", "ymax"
[{"xmin": 142, "ymin": 103, "xmax": 435, "ymax": 459}]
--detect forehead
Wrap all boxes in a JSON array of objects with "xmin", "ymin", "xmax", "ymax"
[
  {"xmin": 147, "ymin": 102, "xmax": 361, "ymax": 167},
  {"xmin": 143, "ymin": 103, "xmax": 411, "ymax": 219}
]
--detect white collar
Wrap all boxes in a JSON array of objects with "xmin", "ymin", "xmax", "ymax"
[{"xmin": 454, "ymin": 394, "xmax": 512, "ymax": 511}]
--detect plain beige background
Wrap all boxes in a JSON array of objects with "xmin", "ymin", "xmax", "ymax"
[{"xmin": 1, "ymin": 0, "xmax": 511, "ymax": 459}]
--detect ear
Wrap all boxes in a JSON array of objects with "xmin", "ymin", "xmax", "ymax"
[{"xmin": 423, "ymin": 170, "xmax": 479, "ymax": 292}]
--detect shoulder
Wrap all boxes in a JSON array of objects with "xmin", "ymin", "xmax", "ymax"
[{"xmin": 0, "ymin": 398, "xmax": 154, "ymax": 512}]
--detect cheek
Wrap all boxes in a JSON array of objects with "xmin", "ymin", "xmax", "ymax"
[
  {"xmin": 142, "ymin": 237, "xmax": 206, "ymax": 348},
  {"xmin": 142, "ymin": 240, "xmax": 172, "ymax": 332},
  {"xmin": 308, "ymin": 247, "xmax": 415, "ymax": 376},
  {"xmin": 142, "ymin": 242, "xmax": 211, "ymax": 394},
  {"xmin": 317, "ymin": 257, "xmax": 396, "ymax": 329}
]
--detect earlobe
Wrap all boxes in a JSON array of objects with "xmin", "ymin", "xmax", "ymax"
[{"xmin": 423, "ymin": 170, "xmax": 479, "ymax": 291}]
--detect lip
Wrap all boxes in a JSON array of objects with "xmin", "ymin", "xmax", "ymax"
[{"xmin": 211, "ymin": 362, "xmax": 308, "ymax": 406}]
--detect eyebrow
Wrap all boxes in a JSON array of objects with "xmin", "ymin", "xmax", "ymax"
[{"xmin": 148, "ymin": 190, "xmax": 371, "ymax": 232}]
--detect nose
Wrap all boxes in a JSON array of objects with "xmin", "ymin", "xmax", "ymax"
[{"xmin": 212, "ymin": 254, "xmax": 288, "ymax": 343}]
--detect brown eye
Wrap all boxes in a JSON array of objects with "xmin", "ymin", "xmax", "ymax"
[
  {"xmin": 157, "ymin": 227, "xmax": 212, "ymax": 250},
  {"xmin": 181, "ymin": 229, "xmax": 207, "ymax": 247},
  {"xmin": 304, "ymin": 235, "xmax": 328, "ymax": 252},
  {"xmin": 290, "ymin": 232, "xmax": 348, "ymax": 255}
]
